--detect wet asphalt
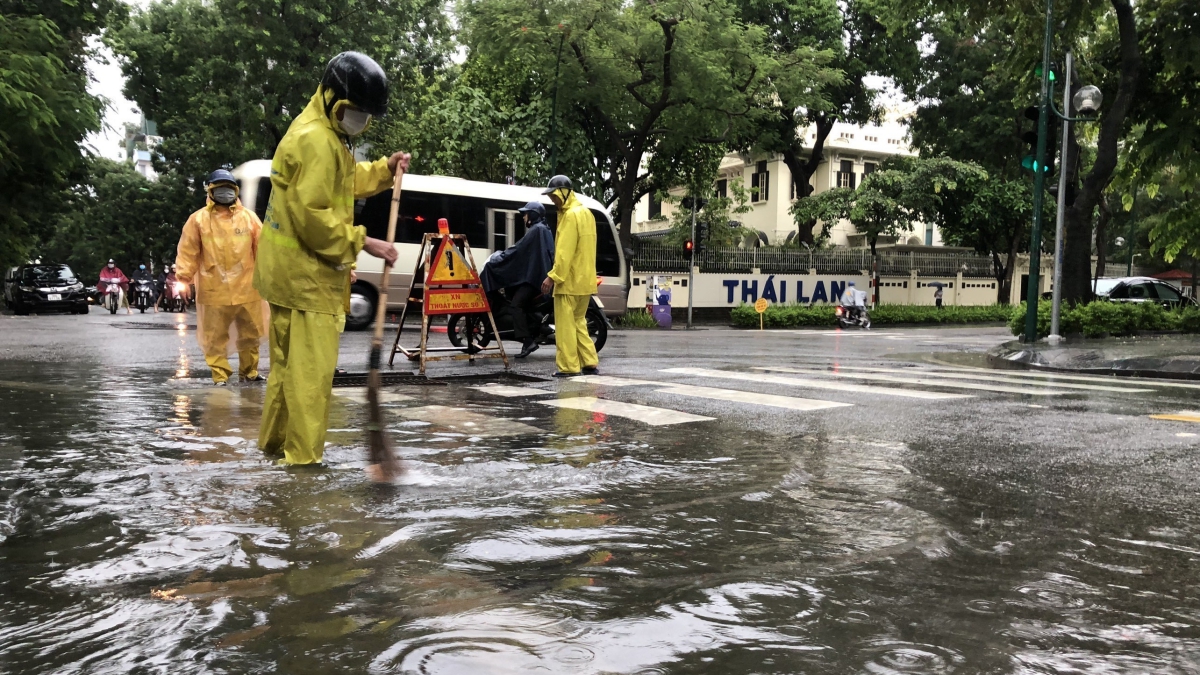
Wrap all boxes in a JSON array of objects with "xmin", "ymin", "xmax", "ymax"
[{"xmin": 2, "ymin": 306, "xmax": 1200, "ymax": 673}]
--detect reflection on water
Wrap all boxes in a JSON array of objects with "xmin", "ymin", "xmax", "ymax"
[{"xmin": 2, "ymin": 360, "xmax": 1200, "ymax": 673}]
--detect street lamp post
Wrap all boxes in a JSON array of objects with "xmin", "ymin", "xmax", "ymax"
[
  {"xmin": 1021, "ymin": 0, "xmax": 1056, "ymax": 343},
  {"xmin": 1047, "ymin": 55, "xmax": 1102, "ymax": 342}
]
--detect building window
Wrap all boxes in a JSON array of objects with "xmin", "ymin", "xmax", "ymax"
[
  {"xmin": 864, "ymin": 162, "xmax": 877, "ymax": 176},
  {"xmin": 648, "ymin": 192, "xmax": 662, "ymax": 220},
  {"xmin": 750, "ymin": 161, "xmax": 769, "ymax": 202},
  {"xmin": 925, "ymin": 222, "xmax": 934, "ymax": 246},
  {"xmin": 837, "ymin": 160, "xmax": 856, "ymax": 189},
  {"xmin": 715, "ymin": 179, "xmax": 727, "ymax": 199}
]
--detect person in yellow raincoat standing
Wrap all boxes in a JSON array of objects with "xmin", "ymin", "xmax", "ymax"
[
  {"xmin": 539, "ymin": 175, "xmax": 600, "ymax": 378},
  {"xmin": 253, "ymin": 51, "xmax": 408, "ymax": 466},
  {"xmin": 176, "ymin": 169, "xmax": 266, "ymax": 386}
]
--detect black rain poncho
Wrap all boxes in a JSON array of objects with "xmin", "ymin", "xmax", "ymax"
[{"xmin": 480, "ymin": 222, "xmax": 555, "ymax": 293}]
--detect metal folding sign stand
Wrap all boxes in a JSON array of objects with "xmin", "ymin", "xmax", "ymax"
[{"xmin": 388, "ymin": 231, "xmax": 510, "ymax": 376}]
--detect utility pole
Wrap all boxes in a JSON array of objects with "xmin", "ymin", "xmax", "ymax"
[
  {"xmin": 688, "ymin": 194, "xmax": 696, "ymax": 329},
  {"xmin": 1022, "ymin": 0, "xmax": 1056, "ymax": 343},
  {"xmin": 547, "ymin": 30, "xmax": 566, "ymax": 176},
  {"xmin": 1126, "ymin": 194, "xmax": 1137, "ymax": 276},
  {"xmin": 1048, "ymin": 51, "xmax": 1073, "ymax": 343}
]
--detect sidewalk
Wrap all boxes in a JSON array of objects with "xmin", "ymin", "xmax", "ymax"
[{"xmin": 989, "ymin": 334, "xmax": 1200, "ymax": 380}]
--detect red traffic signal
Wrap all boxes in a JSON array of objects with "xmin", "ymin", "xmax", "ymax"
[{"xmin": 684, "ymin": 240, "xmax": 694, "ymax": 252}]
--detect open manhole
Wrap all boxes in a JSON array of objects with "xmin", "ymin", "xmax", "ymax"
[
  {"xmin": 331, "ymin": 371, "xmax": 546, "ymax": 387},
  {"xmin": 115, "ymin": 322, "xmax": 196, "ymax": 330}
]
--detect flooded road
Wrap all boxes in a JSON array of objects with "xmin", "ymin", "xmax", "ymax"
[{"xmin": 3, "ymin": 316, "xmax": 1200, "ymax": 673}]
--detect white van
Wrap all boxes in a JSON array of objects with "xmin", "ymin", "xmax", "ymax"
[{"xmin": 232, "ymin": 160, "xmax": 629, "ymax": 329}]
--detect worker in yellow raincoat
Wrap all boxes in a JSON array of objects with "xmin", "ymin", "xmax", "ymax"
[
  {"xmin": 176, "ymin": 169, "xmax": 266, "ymax": 385},
  {"xmin": 253, "ymin": 51, "xmax": 408, "ymax": 465},
  {"xmin": 540, "ymin": 175, "xmax": 600, "ymax": 377}
]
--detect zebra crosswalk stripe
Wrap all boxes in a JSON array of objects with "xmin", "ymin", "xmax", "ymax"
[
  {"xmin": 821, "ymin": 365, "xmax": 1154, "ymax": 393},
  {"xmin": 922, "ymin": 362, "xmax": 1200, "ymax": 390},
  {"xmin": 753, "ymin": 366, "xmax": 1071, "ymax": 396},
  {"xmin": 538, "ymin": 396, "xmax": 713, "ymax": 425},
  {"xmin": 661, "ymin": 367, "xmax": 971, "ymax": 400},
  {"xmin": 655, "ymin": 383, "xmax": 852, "ymax": 411}
]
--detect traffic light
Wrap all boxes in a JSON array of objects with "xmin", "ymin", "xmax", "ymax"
[
  {"xmin": 695, "ymin": 221, "xmax": 709, "ymax": 253},
  {"xmin": 684, "ymin": 239, "xmax": 694, "ymax": 253},
  {"xmin": 1019, "ymin": 105, "xmax": 1056, "ymax": 175},
  {"xmin": 680, "ymin": 196, "xmax": 708, "ymax": 211}
]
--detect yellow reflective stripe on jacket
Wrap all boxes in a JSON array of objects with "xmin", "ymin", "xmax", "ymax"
[{"xmin": 260, "ymin": 223, "xmax": 301, "ymax": 250}]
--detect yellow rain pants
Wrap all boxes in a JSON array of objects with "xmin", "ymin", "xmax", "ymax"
[
  {"xmin": 258, "ymin": 304, "xmax": 344, "ymax": 465},
  {"xmin": 553, "ymin": 294, "xmax": 599, "ymax": 374},
  {"xmin": 198, "ymin": 302, "xmax": 265, "ymax": 383}
]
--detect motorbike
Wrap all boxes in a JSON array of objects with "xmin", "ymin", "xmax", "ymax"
[
  {"xmin": 835, "ymin": 303, "xmax": 871, "ymax": 330},
  {"xmin": 131, "ymin": 278, "xmax": 155, "ymax": 313},
  {"xmin": 447, "ymin": 290, "xmax": 610, "ymax": 353},
  {"xmin": 101, "ymin": 279, "xmax": 124, "ymax": 314},
  {"xmin": 162, "ymin": 280, "xmax": 189, "ymax": 313}
]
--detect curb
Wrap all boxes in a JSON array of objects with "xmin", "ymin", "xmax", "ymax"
[{"xmin": 987, "ymin": 341, "xmax": 1200, "ymax": 381}]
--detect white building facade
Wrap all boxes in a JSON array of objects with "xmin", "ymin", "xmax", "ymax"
[{"xmin": 634, "ymin": 110, "xmax": 942, "ymax": 248}]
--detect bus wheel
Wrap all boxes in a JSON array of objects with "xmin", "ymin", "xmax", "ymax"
[{"xmin": 346, "ymin": 282, "xmax": 376, "ymax": 331}]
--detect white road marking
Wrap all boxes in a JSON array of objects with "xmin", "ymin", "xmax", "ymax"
[
  {"xmin": 538, "ymin": 396, "xmax": 713, "ymax": 425},
  {"xmin": 396, "ymin": 405, "xmax": 541, "ymax": 436},
  {"xmin": 468, "ymin": 384, "xmax": 549, "ymax": 397},
  {"xmin": 661, "ymin": 367, "xmax": 970, "ymax": 400},
  {"xmin": 754, "ymin": 366, "xmax": 1070, "ymax": 396},
  {"xmin": 923, "ymin": 362, "xmax": 1200, "ymax": 391},
  {"xmin": 570, "ymin": 375, "xmax": 661, "ymax": 387},
  {"xmin": 333, "ymin": 388, "xmax": 413, "ymax": 404},
  {"xmin": 656, "ymin": 383, "xmax": 852, "ymax": 411},
  {"xmin": 824, "ymin": 365, "xmax": 1153, "ymax": 393}
]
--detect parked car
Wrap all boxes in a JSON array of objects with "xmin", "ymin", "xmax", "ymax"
[
  {"xmin": 3, "ymin": 264, "xmax": 90, "ymax": 315},
  {"xmin": 1093, "ymin": 276, "xmax": 1197, "ymax": 309}
]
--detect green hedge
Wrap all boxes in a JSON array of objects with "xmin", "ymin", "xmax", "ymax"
[
  {"xmin": 1007, "ymin": 301, "xmax": 1200, "ymax": 338},
  {"xmin": 730, "ymin": 303, "xmax": 1012, "ymax": 328},
  {"xmin": 614, "ymin": 309, "xmax": 660, "ymax": 329}
]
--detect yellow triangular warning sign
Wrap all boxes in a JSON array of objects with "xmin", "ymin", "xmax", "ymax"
[{"xmin": 426, "ymin": 236, "xmax": 481, "ymax": 286}]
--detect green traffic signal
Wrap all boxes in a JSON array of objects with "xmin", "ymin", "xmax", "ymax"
[
  {"xmin": 1021, "ymin": 156, "xmax": 1052, "ymax": 173},
  {"xmin": 1035, "ymin": 64, "xmax": 1057, "ymax": 82}
]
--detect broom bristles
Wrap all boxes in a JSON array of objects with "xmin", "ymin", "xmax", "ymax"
[{"xmin": 366, "ymin": 351, "xmax": 401, "ymax": 480}]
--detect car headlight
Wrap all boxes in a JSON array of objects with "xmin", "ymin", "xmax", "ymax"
[
  {"xmin": 19, "ymin": 286, "xmax": 34, "ymax": 293},
  {"xmin": 70, "ymin": 282, "xmax": 83, "ymax": 291}
]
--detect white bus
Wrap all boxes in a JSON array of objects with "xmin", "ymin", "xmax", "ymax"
[{"xmin": 232, "ymin": 160, "xmax": 629, "ymax": 330}]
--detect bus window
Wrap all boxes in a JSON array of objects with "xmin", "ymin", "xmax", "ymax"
[
  {"xmin": 591, "ymin": 209, "xmax": 621, "ymax": 277},
  {"xmin": 254, "ymin": 177, "xmax": 272, "ymax": 221},
  {"xmin": 355, "ymin": 190, "xmax": 490, "ymax": 245}
]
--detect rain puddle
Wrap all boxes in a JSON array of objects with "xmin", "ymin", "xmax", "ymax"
[{"xmin": 2, "ymin": 360, "xmax": 1200, "ymax": 673}]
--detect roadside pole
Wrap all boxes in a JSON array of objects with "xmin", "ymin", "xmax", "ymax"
[
  {"xmin": 1048, "ymin": 51, "xmax": 1073, "ymax": 344},
  {"xmin": 1022, "ymin": 0, "xmax": 1055, "ymax": 343},
  {"xmin": 687, "ymin": 198, "xmax": 696, "ymax": 329}
]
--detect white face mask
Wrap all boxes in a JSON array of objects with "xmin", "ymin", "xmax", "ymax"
[
  {"xmin": 212, "ymin": 186, "xmax": 237, "ymax": 204},
  {"xmin": 339, "ymin": 109, "xmax": 371, "ymax": 136}
]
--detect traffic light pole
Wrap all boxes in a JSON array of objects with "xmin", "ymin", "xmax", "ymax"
[
  {"xmin": 688, "ymin": 199, "xmax": 696, "ymax": 329},
  {"xmin": 1048, "ymin": 51, "xmax": 1073, "ymax": 343},
  {"xmin": 1023, "ymin": 0, "xmax": 1056, "ymax": 343}
]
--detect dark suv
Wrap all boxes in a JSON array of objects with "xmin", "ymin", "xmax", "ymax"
[{"xmin": 4, "ymin": 264, "xmax": 89, "ymax": 315}]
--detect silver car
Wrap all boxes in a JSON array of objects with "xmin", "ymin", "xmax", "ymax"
[{"xmin": 1092, "ymin": 277, "xmax": 1197, "ymax": 308}]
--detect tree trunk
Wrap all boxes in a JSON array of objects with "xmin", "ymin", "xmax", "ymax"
[
  {"xmin": 1094, "ymin": 192, "xmax": 1111, "ymax": 284},
  {"xmin": 1061, "ymin": 0, "xmax": 1140, "ymax": 303},
  {"xmin": 781, "ymin": 116, "xmax": 835, "ymax": 246}
]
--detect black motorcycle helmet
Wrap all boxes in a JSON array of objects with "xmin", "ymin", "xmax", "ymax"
[
  {"xmin": 321, "ymin": 52, "xmax": 389, "ymax": 116},
  {"xmin": 517, "ymin": 201, "xmax": 546, "ymax": 224},
  {"xmin": 205, "ymin": 169, "xmax": 236, "ymax": 186},
  {"xmin": 541, "ymin": 175, "xmax": 572, "ymax": 195}
]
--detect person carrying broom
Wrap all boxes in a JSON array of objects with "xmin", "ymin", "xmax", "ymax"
[{"xmin": 253, "ymin": 51, "xmax": 409, "ymax": 467}]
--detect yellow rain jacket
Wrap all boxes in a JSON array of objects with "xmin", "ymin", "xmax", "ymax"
[
  {"xmin": 176, "ymin": 197, "xmax": 263, "ymax": 305},
  {"xmin": 176, "ymin": 196, "xmax": 266, "ymax": 383},
  {"xmin": 253, "ymin": 88, "xmax": 394, "ymax": 315},
  {"xmin": 547, "ymin": 191, "xmax": 598, "ymax": 296}
]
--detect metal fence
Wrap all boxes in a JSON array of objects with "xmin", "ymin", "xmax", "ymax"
[{"xmin": 631, "ymin": 241, "xmax": 997, "ymax": 278}]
